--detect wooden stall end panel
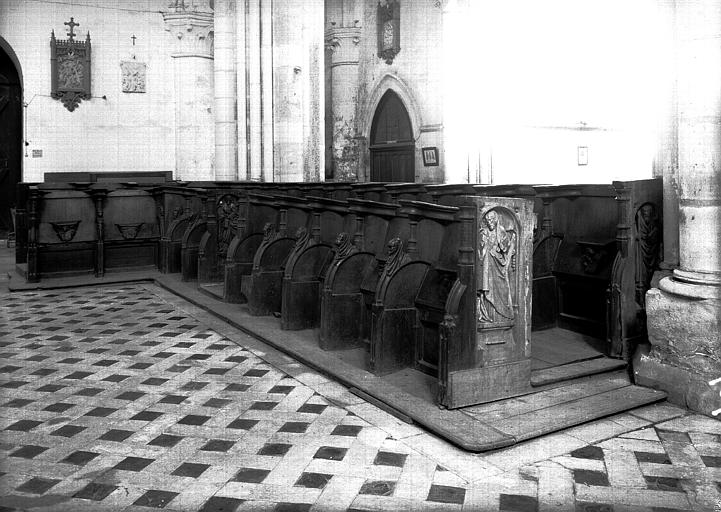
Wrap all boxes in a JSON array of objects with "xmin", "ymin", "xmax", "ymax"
[
  {"xmin": 224, "ymin": 232, "xmax": 263, "ymax": 303},
  {"xmin": 319, "ymin": 252, "xmax": 376, "ymax": 350},
  {"xmin": 440, "ymin": 197, "xmax": 535, "ymax": 409},
  {"xmin": 36, "ymin": 188, "xmax": 96, "ymax": 278},
  {"xmin": 247, "ymin": 237, "xmax": 296, "ymax": 316},
  {"xmin": 281, "ymin": 244, "xmax": 334, "ymax": 330},
  {"xmin": 103, "ymin": 188, "xmax": 159, "ymax": 271},
  {"xmin": 608, "ymin": 178, "xmax": 663, "ymax": 359}
]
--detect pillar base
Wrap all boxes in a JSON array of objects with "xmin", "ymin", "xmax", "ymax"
[{"xmin": 635, "ymin": 286, "xmax": 721, "ymax": 417}]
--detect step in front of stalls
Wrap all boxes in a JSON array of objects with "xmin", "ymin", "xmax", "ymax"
[{"xmin": 158, "ymin": 274, "xmax": 667, "ymax": 453}]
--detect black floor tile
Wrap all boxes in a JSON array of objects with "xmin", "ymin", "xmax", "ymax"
[
  {"xmin": 295, "ymin": 472, "xmax": 332, "ymax": 489},
  {"xmin": 141, "ymin": 377, "xmax": 169, "ymax": 386},
  {"xmin": 232, "ymin": 467, "xmax": 271, "ymax": 483},
  {"xmin": 171, "ymin": 462, "xmax": 210, "ymax": 478},
  {"xmin": 701, "ymin": 455, "xmax": 721, "ymax": 467},
  {"xmin": 99, "ymin": 429, "xmax": 134, "ymax": 442},
  {"xmin": 133, "ymin": 489, "xmax": 179, "ymax": 508},
  {"xmin": 16, "ymin": 477, "xmax": 60, "ymax": 495},
  {"xmin": 6, "ymin": 419, "xmax": 42, "ymax": 431},
  {"xmin": 258, "ymin": 443, "xmax": 293, "ymax": 457},
  {"xmin": 84, "ymin": 407, "xmax": 117, "ymax": 417},
  {"xmin": 10, "ymin": 445, "xmax": 48, "ymax": 459},
  {"xmin": 313, "ymin": 446, "xmax": 347, "ymax": 461},
  {"xmin": 644, "ymin": 476, "xmax": 685, "ymax": 492},
  {"xmin": 227, "ymin": 418, "xmax": 259, "ymax": 430},
  {"xmin": 635, "ymin": 451, "xmax": 672, "ymax": 464},
  {"xmin": 373, "ymin": 451, "xmax": 407, "ymax": 468},
  {"xmin": 203, "ymin": 398, "xmax": 232, "ymax": 409},
  {"xmin": 268, "ymin": 385, "xmax": 294, "ymax": 394},
  {"xmin": 159, "ymin": 394, "xmax": 187, "ymax": 404},
  {"xmin": 148, "ymin": 434, "xmax": 184, "ymax": 448},
  {"xmin": 250, "ymin": 401, "xmax": 278, "ymax": 411},
  {"xmin": 61, "ymin": 450, "xmax": 99, "ymax": 466},
  {"xmin": 570, "ymin": 446, "xmax": 605, "ymax": 460},
  {"xmin": 331, "ymin": 425, "xmax": 363, "ymax": 437},
  {"xmin": 74, "ymin": 387, "xmax": 104, "ymax": 396},
  {"xmin": 359, "ymin": 480, "xmax": 395, "ymax": 496},
  {"xmin": 130, "ymin": 410, "xmax": 164, "ymax": 421},
  {"xmin": 201, "ymin": 439, "xmax": 235, "ymax": 452},
  {"xmin": 275, "ymin": 504, "xmax": 311, "ymax": 512},
  {"xmin": 225, "ymin": 383, "xmax": 250, "ymax": 392},
  {"xmin": 198, "ymin": 496, "xmax": 244, "ymax": 512},
  {"xmin": 182, "ymin": 381, "xmax": 209, "ymax": 391},
  {"xmin": 499, "ymin": 493, "xmax": 538, "ymax": 511},
  {"xmin": 51, "ymin": 424, "xmax": 87, "ymax": 437},
  {"xmin": 297, "ymin": 403, "xmax": 327, "ymax": 414},
  {"xmin": 244, "ymin": 369, "xmax": 269, "ymax": 377},
  {"xmin": 573, "ymin": 469, "xmax": 610, "ymax": 487},
  {"xmin": 279, "ymin": 422, "xmax": 310, "ymax": 434},
  {"xmin": 427, "ymin": 484, "xmax": 466, "ymax": 505},
  {"xmin": 178, "ymin": 414, "xmax": 210, "ymax": 426},
  {"xmin": 114, "ymin": 456, "xmax": 155, "ymax": 472},
  {"xmin": 116, "ymin": 391, "xmax": 146, "ymax": 401}
]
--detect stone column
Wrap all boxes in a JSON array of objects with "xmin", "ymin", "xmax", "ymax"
[
  {"xmin": 636, "ymin": 0, "xmax": 721, "ymax": 420},
  {"xmin": 164, "ymin": 3, "xmax": 215, "ymax": 181},
  {"xmin": 325, "ymin": 3, "xmax": 361, "ymax": 182},
  {"xmin": 246, "ymin": 0, "xmax": 263, "ymax": 181},
  {"xmin": 214, "ymin": 0, "xmax": 238, "ymax": 181},
  {"xmin": 236, "ymin": 0, "xmax": 249, "ymax": 179},
  {"xmin": 260, "ymin": 0, "xmax": 274, "ymax": 182}
]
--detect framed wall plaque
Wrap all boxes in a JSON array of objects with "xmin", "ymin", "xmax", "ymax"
[
  {"xmin": 422, "ymin": 147, "xmax": 439, "ymax": 166},
  {"xmin": 51, "ymin": 18, "xmax": 92, "ymax": 112}
]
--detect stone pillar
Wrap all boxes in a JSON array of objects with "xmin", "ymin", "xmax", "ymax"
[
  {"xmin": 163, "ymin": 3, "xmax": 215, "ymax": 181},
  {"xmin": 260, "ymin": 0, "xmax": 274, "ymax": 182},
  {"xmin": 325, "ymin": 2, "xmax": 361, "ymax": 182},
  {"xmin": 214, "ymin": 0, "xmax": 238, "ymax": 181},
  {"xmin": 246, "ymin": 0, "xmax": 263, "ymax": 181},
  {"xmin": 636, "ymin": 0, "xmax": 721, "ymax": 420},
  {"xmin": 236, "ymin": 0, "xmax": 249, "ymax": 179}
]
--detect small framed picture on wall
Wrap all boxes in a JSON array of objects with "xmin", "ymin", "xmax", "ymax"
[
  {"xmin": 577, "ymin": 146, "xmax": 588, "ymax": 166},
  {"xmin": 422, "ymin": 147, "xmax": 439, "ymax": 166}
]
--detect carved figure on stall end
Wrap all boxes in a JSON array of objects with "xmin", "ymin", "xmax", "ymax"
[
  {"xmin": 217, "ymin": 196, "xmax": 241, "ymax": 259},
  {"xmin": 635, "ymin": 202, "xmax": 660, "ymax": 307},
  {"xmin": 331, "ymin": 232, "xmax": 358, "ymax": 265},
  {"xmin": 477, "ymin": 209, "xmax": 517, "ymax": 325},
  {"xmin": 383, "ymin": 237, "xmax": 410, "ymax": 277},
  {"xmin": 293, "ymin": 226, "xmax": 312, "ymax": 251}
]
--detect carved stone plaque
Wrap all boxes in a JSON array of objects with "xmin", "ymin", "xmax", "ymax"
[{"xmin": 120, "ymin": 61, "xmax": 146, "ymax": 93}]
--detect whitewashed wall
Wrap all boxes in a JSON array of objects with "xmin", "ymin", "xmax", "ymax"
[{"xmin": 1, "ymin": 0, "xmax": 177, "ymax": 182}]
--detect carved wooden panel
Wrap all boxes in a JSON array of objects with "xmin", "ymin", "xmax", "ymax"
[{"xmin": 50, "ymin": 18, "xmax": 91, "ymax": 111}]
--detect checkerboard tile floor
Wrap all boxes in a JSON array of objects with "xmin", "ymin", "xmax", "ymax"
[{"xmin": 0, "ymin": 284, "xmax": 718, "ymax": 511}]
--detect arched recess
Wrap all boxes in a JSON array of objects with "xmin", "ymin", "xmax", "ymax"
[
  {"xmin": 369, "ymin": 90, "xmax": 415, "ymax": 182},
  {"xmin": 360, "ymin": 74, "xmax": 423, "ymax": 182},
  {"xmin": 0, "ymin": 37, "xmax": 23, "ymax": 237}
]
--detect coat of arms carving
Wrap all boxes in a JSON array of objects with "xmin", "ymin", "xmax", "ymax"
[
  {"xmin": 120, "ymin": 61, "xmax": 146, "ymax": 93},
  {"xmin": 51, "ymin": 18, "xmax": 92, "ymax": 111}
]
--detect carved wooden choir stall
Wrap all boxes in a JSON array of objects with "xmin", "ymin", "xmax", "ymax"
[{"xmin": 13, "ymin": 178, "xmax": 666, "ymax": 450}]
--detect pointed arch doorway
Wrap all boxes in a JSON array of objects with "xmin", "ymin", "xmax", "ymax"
[
  {"xmin": 0, "ymin": 41, "xmax": 22, "ymax": 238},
  {"xmin": 369, "ymin": 90, "xmax": 415, "ymax": 182}
]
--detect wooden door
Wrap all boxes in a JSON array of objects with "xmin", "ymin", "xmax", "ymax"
[
  {"xmin": 370, "ymin": 91, "xmax": 414, "ymax": 182},
  {"xmin": 0, "ymin": 47, "xmax": 22, "ymax": 237}
]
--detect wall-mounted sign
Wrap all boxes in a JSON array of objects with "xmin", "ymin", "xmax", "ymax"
[
  {"xmin": 422, "ymin": 146, "xmax": 439, "ymax": 167},
  {"xmin": 32, "ymin": 149, "xmax": 43, "ymax": 158},
  {"xmin": 51, "ymin": 18, "xmax": 92, "ymax": 112},
  {"xmin": 577, "ymin": 146, "xmax": 588, "ymax": 166}
]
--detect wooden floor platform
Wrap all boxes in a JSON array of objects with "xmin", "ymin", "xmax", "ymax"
[{"xmin": 9, "ymin": 271, "xmax": 668, "ymax": 452}]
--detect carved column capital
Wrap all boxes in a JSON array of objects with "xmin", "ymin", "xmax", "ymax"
[
  {"xmin": 325, "ymin": 26, "xmax": 362, "ymax": 67},
  {"xmin": 163, "ymin": 10, "xmax": 214, "ymax": 58}
]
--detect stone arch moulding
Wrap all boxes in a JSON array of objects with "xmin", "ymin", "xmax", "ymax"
[
  {"xmin": 358, "ymin": 74, "xmax": 423, "ymax": 182},
  {"xmin": 0, "ymin": 36, "xmax": 24, "ymax": 89},
  {"xmin": 361, "ymin": 73, "xmax": 423, "ymax": 144}
]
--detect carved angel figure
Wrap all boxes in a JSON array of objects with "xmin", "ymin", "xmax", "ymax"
[{"xmin": 477, "ymin": 210, "xmax": 516, "ymax": 323}]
